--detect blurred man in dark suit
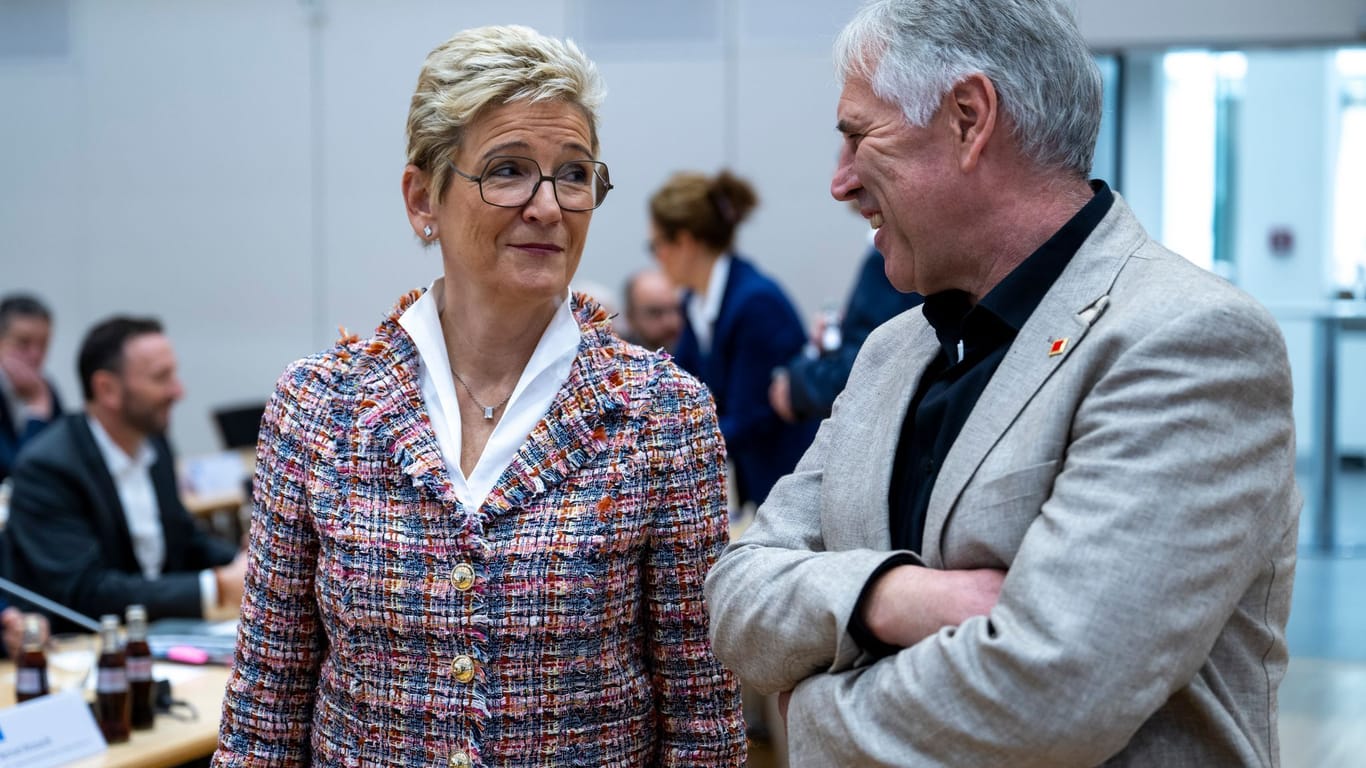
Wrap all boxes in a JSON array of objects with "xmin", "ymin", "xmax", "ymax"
[{"xmin": 7, "ymin": 316, "xmax": 245, "ymax": 627}]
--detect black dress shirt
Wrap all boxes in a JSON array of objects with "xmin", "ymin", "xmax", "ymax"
[{"xmin": 849, "ymin": 181, "xmax": 1114, "ymax": 657}]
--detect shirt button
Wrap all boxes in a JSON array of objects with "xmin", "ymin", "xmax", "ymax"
[
  {"xmin": 448, "ymin": 750, "xmax": 472, "ymax": 768},
  {"xmin": 450, "ymin": 563, "xmax": 475, "ymax": 592},
  {"xmin": 452, "ymin": 654, "xmax": 476, "ymax": 683}
]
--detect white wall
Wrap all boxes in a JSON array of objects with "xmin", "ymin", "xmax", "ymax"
[
  {"xmin": 1, "ymin": 0, "xmax": 869, "ymax": 455},
  {"xmin": 2, "ymin": 0, "xmax": 1362, "ymax": 455},
  {"xmin": 1074, "ymin": 0, "xmax": 1366, "ymax": 49}
]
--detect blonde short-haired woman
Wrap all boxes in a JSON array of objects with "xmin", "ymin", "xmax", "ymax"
[{"xmin": 213, "ymin": 26, "xmax": 745, "ymax": 768}]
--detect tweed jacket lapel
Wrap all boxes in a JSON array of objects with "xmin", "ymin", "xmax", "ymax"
[
  {"xmin": 484, "ymin": 296, "xmax": 629, "ymax": 518},
  {"xmin": 920, "ymin": 196, "xmax": 1144, "ymax": 566},
  {"xmin": 352, "ymin": 290, "xmax": 463, "ymax": 511}
]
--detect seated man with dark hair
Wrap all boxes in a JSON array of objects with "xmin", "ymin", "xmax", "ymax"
[
  {"xmin": 7, "ymin": 316, "xmax": 246, "ymax": 627},
  {"xmin": 0, "ymin": 293, "xmax": 64, "ymax": 482}
]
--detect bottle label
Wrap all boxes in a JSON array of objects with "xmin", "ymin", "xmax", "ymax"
[
  {"xmin": 127, "ymin": 656, "xmax": 153, "ymax": 681},
  {"xmin": 16, "ymin": 667, "xmax": 44, "ymax": 694},
  {"xmin": 97, "ymin": 667, "xmax": 129, "ymax": 693}
]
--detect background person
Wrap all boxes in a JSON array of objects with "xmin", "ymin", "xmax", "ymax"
[
  {"xmin": 0, "ymin": 294, "xmax": 64, "ymax": 483},
  {"xmin": 619, "ymin": 267, "xmax": 683, "ymax": 351},
  {"xmin": 214, "ymin": 25, "xmax": 744, "ymax": 768},
  {"xmin": 769, "ymin": 215, "xmax": 922, "ymax": 422},
  {"xmin": 6, "ymin": 316, "xmax": 245, "ymax": 627},
  {"xmin": 650, "ymin": 170, "xmax": 817, "ymax": 509}
]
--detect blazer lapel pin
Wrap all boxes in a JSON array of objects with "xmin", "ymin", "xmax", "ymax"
[{"xmin": 1048, "ymin": 337, "xmax": 1069, "ymax": 357}]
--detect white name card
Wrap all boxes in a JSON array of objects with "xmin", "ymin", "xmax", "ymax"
[{"xmin": 0, "ymin": 690, "xmax": 106, "ymax": 768}]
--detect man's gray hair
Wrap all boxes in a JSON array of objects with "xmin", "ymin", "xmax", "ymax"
[{"xmin": 834, "ymin": 0, "xmax": 1101, "ymax": 178}]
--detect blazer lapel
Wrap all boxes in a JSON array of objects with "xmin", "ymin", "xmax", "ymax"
[
  {"xmin": 73, "ymin": 416, "xmax": 139, "ymax": 568},
  {"xmin": 920, "ymin": 198, "xmax": 1143, "ymax": 565},
  {"xmin": 357, "ymin": 299, "xmax": 463, "ymax": 513},
  {"xmin": 854, "ymin": 320, "xmax": 940, "ymax": 549},
  {"xmin": 151, "ymin": 439, "xmax": 189, "ymax": 568}
]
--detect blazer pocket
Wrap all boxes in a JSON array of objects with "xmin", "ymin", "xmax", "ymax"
[
  {"xmin": 944, "ymin": 460, "xmax": 1060, "ymax": 566},
  {"xmin": 970, "ymin": 460, "xmax": 1061, "ymax": 509}
]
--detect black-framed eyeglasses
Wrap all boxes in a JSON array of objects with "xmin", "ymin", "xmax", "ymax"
[{"xmin": 450, "ymin": 155, "xmax": 613, "ymax": 212}]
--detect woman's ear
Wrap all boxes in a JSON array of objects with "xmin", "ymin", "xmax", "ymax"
[{"xmin": 401, "ymin": 164, "xmax": 436, "ymax": 241}]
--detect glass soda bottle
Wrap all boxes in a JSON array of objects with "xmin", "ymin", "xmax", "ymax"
[
  {"xmin": 14, "ymin": 614, "xmax": 49, "ymax": 702},
  {"xmin": 96, "ymin": 614, "xmax": 131, "ymax": 743},
  {"xmin": 125, "ymin": 605, "xmax": 155, "ymax": 729}
]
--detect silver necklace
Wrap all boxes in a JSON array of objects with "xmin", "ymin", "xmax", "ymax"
[{"xmin": 449, "ymin": 368, "xmax": 513, "ymax": 420}]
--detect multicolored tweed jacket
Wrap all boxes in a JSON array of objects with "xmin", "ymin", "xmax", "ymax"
[{"xmin": 212, "ymin": 291, "xmax": 745, "ymax": 767}]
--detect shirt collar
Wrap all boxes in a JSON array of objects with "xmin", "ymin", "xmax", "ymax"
[
  {"xmin": 86, "ymin": 414, "xmax": 156, "ymax": 476},
  {"xmin": 397, "ymin": 277, "xmax": 581, "ymax": 406},
  {"xmin": 688, "ymin": 254, "xmax": 731, "ymax": 329},
  {"xmin": 0, "ymin": 369, "xmax": 23, "ymax": 426},
  {"xmin": 978, "ymin": 180, "xmax": 1114, "ymax": 331},
  {"xmin": 921, "ymin": 180, "xmax": 1114, "ymax": 355}
]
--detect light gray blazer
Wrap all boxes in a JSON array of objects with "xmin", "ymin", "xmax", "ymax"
[{"xmin": 706, "ymin": 195, "xmax": 1300, "ymax": 767}]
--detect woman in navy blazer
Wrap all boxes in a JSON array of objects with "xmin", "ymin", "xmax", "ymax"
[{"xmin": 650, "ymin": 170, "xmax": 818, "ymax": 508}]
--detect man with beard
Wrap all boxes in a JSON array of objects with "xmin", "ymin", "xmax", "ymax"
[{"xmin": 7, "ymin": 316, "xmax": 245, "ymax": 627}]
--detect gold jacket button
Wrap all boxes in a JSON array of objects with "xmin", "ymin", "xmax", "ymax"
[
  {"xmin": 450, "ymin": 563, "xmax": 475, "ymax": 591},
  {"xmin": 451, "ymin": 654, "xmax": 476, "ymax": 683},
  {"xmin": 448, "ymin": 750, "xmax": 472, "ymax": 768}
]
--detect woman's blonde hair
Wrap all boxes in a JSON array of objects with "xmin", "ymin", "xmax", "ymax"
[
  {"xmin": 649, "ymin": 170, "xmax": 758, "ymax": 253},
  {"xmin": 406, "ymin": 25, "xmax": 605, "ymax": 205}
]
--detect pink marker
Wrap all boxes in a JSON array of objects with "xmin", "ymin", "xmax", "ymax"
[{"xmin": 166, "ymin": 645, "xmax": 210, "ymax": 664}]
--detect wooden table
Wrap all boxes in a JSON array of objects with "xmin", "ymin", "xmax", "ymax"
[
  {"xmin": 183, "ymin": 487, "xmax": 248, "ymax": 546},
  {"xmin": 181, "ymin": 449, "xmax": 254, "ymax": 544},
  {"xmin": 0, "ymin": 637, "xmax": 230, "ymax": 768}
]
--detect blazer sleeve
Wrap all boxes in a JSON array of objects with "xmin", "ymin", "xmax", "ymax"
[
  {"xmin": 786, "ymin": 251, "xmax": 919, "ymax": 421},
  {"xmin": 715, "ymin": 291, "xmax": 807, "ymax": 453},
  {"xmin": 7, "ymin": 452, "xmax": 207, "ymax": 621},
  {"xmin": 214, "ymin": 361, "xmax": 329, "ymax": 767},
  {"xmin": 705, "ymin": 384, "xmax": 914, "ymax": 695},
  {"xmin": 780, "ymin": 301, "xmax": 1300, "ymax": 765},
  {"xmin": 788, "ymin": 253, "xmax": 923, "ymax": 421},
  {"xmin": 642, "ymin": 367, "xmax": 747, "ymax": 766}
]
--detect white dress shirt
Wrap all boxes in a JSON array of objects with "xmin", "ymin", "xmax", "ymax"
[
  {"xmin": 87, "ymin": 416, "xmax": 163, "ymax": 578},
  {"xmin": 398, "ymin": 279, "xmax": 580, "ymax": 511},
  {"xmin": 0, "ymin": 369, "xmax": 31, "ymax": 432},
  {"xmin": 87, "ymin": 415, "xmax": 221, "ymax": 616},
  {"xmin": 687, "ymin": 254, "xmax": 731, "ymax": 355}
]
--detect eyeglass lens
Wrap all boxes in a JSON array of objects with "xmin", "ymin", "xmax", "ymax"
[{"xmin": 479, "ymin": 156, "xmax": 610, "ymax": 211}]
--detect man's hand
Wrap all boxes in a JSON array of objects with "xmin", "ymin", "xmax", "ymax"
[
  {"xmin": 862, "ymin": 564, "xmax": 1005, "ymax": 648},
  {"xmin": 214, "ymin": 549, "xmax": 249, "ymax": 612},
  {"xmin": 0, "ymin": 350, "xmax": 53, "ymax": 420},
  {"xmin": 769, "ymin": 370, "xmax": 797, "ymax": 423},
  {"xmin": 1, "ymin": 607, "xmax": 48, "ymax": 658}
]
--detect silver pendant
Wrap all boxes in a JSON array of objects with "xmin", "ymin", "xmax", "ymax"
[{"xmin": 482, "ymin": 406, "xmax": 495, "ymax": 420}]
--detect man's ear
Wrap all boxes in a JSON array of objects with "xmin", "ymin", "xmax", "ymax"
[
  {"xmin": 945, "ymin": 73, "xmax": 998, "ymax": 173},
  {"xmin": 401, "ymin": 164, "xmax": 436, "ymax": 239},
  {"xmin": 90, "ymin": 369, "xmax": 120, "ymax": 409}
]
